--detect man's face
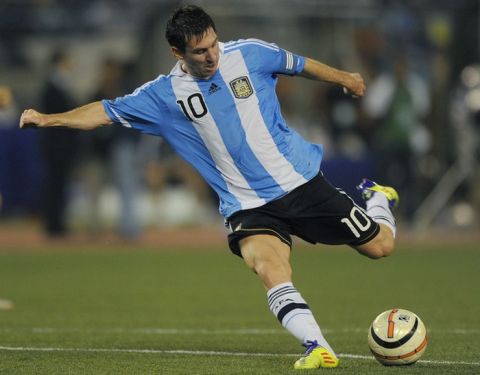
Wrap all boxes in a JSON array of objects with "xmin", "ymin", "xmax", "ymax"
[{"xmin": 173, "ymin": 27, "xmax": 219, "ymax": 79}]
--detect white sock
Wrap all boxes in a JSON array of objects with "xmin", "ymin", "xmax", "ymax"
[
  {"xmin": 366, "ymin": 192, "xmax": 396, "ymax": 237},
  {"xmin": 267, "ymin": 282, "xmax": 335, "ymax": 354}
]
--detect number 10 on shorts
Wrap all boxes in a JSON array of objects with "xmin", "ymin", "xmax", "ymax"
[{"xmin": 341, "ymin": 206, "xmax": 371, "ymax": 238}]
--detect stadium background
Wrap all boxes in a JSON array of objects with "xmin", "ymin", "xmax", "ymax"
[
  {"xmin": 0, "ymin": 0, "xmax": 479, "ymax": 242},
  {"xmin": 0, "ymin": 2, "xmax": 479, "ymax": 374}
]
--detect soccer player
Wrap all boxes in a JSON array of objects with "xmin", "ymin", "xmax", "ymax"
[{"xmin": 20, "ymin": 5, "xmax": 399, "ymax": 369}]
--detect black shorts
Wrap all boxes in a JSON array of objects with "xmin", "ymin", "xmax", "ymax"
[{"xmin": 226, "ymin": 172, "xmax": 379, "ymax": 257}]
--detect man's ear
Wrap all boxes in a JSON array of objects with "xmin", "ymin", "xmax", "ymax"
[{"xmin": 171, "ymin": 46, "xmax": 184, "ymax": 61}]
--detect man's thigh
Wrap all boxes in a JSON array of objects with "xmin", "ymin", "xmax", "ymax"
[
  {"xmin": 227, "ymin": 209, "xmax": 292, "ymax": 257},
  {"xmin": 289, "ymin": 174, "xmax": 380, "ymax": 246}
]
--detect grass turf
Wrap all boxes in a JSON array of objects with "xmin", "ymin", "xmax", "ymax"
[{"xmin": 0, "ymin": 242, "xmax": 479, "ymax": 374}]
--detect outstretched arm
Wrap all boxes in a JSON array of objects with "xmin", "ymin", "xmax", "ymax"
[
  {"xmin": 300, "ymin": 57, "xmax": 366, "ymax": 97},
  {"xmin": 19, "ymin": 101, "xmax": 113, "ymax": 130}
]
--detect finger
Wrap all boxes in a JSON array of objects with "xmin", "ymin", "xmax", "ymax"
[
  {"xmin": 19, "ymin": 114, "xmax": 34, "ymax": 129},
  {"xmin": 343, "ymin": 87, "xmax": 360, "ymax": 98}
]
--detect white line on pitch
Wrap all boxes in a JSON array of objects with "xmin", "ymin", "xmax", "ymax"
[{"xmin": 0, "ymin": 346, "xmax": 479, "ymax": 367}]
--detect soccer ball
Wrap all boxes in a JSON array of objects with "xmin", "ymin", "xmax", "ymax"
[{"xmin": 368, "ymin": 308, "xmax": 428, "ymax": 366}]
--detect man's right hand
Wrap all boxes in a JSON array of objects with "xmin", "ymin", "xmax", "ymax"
[
  {"xmin": 19, "ymin": 109, "xmax": 44, "ymax": 129},
  {"xmin": 343, "ymin": 73, "xmax": 365, "ymax": 98}
]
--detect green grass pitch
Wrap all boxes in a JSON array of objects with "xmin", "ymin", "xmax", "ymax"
[{"xmin": 0, "ymin": 241, "xmax": 479, "ymax": 374}]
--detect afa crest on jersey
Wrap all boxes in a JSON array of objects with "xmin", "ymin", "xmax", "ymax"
[{"xmin": 229, "ymin": 76, "xmax": 253, "ymax": 99}]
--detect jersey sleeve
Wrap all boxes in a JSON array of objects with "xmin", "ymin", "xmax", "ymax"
[
  {"xmin": 102, "ymin": 81, "xmax": 166, "ymax": 136},
  {"xmin": 252, "ymin": 40, "xmax": 305, "ymax": 76}
]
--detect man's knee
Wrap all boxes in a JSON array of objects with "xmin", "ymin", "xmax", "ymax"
[
  {"xmin": 239, "ymin": 235, "xmax": 292, "ymax": 285},
  {"xmin": 255, "ymin": 255, "xmax": 292, "ymax": 280},
  {"xmin": 369, "ymin": 237, "xmax": 395, "ymax": 259},
  {"xmin": 355, "ymin": 225, "xmax": 395, "ymax": 259}
]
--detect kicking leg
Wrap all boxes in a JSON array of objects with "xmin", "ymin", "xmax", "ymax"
[
  {"xmin": 355, "ymin": 179, "xmax": 398, "ymax": 259},
  {"xmin": 239, "ymin": 234, "xmax": 339, "ymax": 369}
]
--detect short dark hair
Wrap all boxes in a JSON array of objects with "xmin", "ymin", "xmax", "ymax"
[{"xmin": 165, "ymin": 5, "xmax": 216, "ymax": 53}]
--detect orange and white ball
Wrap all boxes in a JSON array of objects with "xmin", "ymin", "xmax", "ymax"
[{"xmin": 368, "ymin": 308, "xmax": 428, "ymax": 366}]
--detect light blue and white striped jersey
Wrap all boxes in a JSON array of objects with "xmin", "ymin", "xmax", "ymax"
[{"xmin": 103, "ymin": 39, "xmax": 323, "ymax": 218}]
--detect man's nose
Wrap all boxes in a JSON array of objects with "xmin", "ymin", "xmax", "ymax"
[{"xmin": 206, "ymin": 49, "xmax": 215, "ymax": 61}]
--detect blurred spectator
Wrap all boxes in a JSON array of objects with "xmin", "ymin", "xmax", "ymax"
[
  {"xmin": 449, "ymin": 64, "xmax": 480, "ymax": 225},
  {"xmin": 80, "ymin": 58, "xmax": 142, "ymax": 239},
  {"xmin": 363, "ymin": 54, "xmax": 431, "ymax": 220},
  {"xmin": 307, "ymin": 72, "xmax": 374, "ymax": 201},
  {"xmin": 139, "ymin": 135, "xmax": 218, "ymax": 226},
  {"xmin": 323, "ymin": 82, "xmax": 369, "ymax": 160},
  {"xmin": 0, "ymin": 86, "xmax": 42, "ymax": 216},
  {"xmin": 0, "ymin": 86, "xmax": 13, "ymax": 108},
  {"xmin": 40, "ymin": 49, "xmax": 80, "ymax": 237},
  {"xmin": 276, "ymin": 76, "xmax": 328, "ymax": 148},
  {"xmin": 0, "ymin": 86, "xmax": 13, "ymax": 212},
  {"xmin": 0, "ymin": 86, "xmax": 18, "ymax": 128}
]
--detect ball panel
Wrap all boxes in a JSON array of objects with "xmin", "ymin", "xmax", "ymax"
[
  {"xmin": 370, "ymin": 335, "xmax": 428, "ymax": 365},
  {"xmin": 369, "ymin": 316, "xmax": 419, "ymax": 348}
]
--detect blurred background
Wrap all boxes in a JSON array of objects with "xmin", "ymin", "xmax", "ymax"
[{"xmin": 0, "ymin": 0, "xmax": 479, "ymax": 245}]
